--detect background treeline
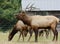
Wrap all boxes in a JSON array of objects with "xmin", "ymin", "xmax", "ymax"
[{"xmin": 0, "ymin": 0, "xmax": 21, "ymax": 32}]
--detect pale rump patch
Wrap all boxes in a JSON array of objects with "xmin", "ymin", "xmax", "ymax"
[{"xmin": 15, "ymin": 20, "xmax": 28, "ymax": 30}]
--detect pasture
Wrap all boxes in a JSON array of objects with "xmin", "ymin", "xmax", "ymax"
[{"xmin": 0, "ymin": 31, "xmax": 60, "ymax": 44}]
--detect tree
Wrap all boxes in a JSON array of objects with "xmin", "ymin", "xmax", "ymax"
[{"xmin": 0, "ymin": 0, "xmax": 22, "ymax": 32}]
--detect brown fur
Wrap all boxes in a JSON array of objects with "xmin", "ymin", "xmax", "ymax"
[
  {"xmin": 16, "ymin": 11, "xmax": 58, "ymax": 42},
  {"xmin": 8, "ymin": 20, "xmax": 28, "ymax": 41}
]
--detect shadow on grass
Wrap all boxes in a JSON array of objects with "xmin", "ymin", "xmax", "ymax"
[
  {"xmin": 0, "ymin": 23, "xmax": 13, "ymax": 33},
  {"xmin": 0, "ymin": 18, "xmax": 17, "ymax": 33}
]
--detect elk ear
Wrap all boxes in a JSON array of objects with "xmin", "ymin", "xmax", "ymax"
[
  {"xmin": 22, "ymin": 12, "xmax": 26, "ymax": 16},
  {"xmin": 22, "ymin": 13, "xmax": 26, "ymax": 17}
]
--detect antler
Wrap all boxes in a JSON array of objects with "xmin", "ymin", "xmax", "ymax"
[
  {"xmin": 25, "ymin": 3, "xmax": 31, "ymax": 11},
  {"xmin": 25, "ymin": 3, "xmax": 40, "ymax": 11}
]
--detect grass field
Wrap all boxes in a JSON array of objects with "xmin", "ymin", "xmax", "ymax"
[{"xmin": 0, "ymin": 31, "xmax": 60, "ymax": 44}]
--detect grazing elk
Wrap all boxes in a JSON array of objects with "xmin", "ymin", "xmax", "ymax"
[{"xmin": 8, "ymin": 20, "xmax": 28, "ymax": 41}]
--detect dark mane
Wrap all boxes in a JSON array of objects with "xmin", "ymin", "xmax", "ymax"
[{"xmin": 16, "ymin": 11, "xmax": 31, "ymax": 26}]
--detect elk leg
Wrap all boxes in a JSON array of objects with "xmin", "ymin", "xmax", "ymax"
[
  {"xmin": 34, "ymin": 29, "xmax": 38, "ymax": 42},
  {"xmin": 55, "ymin": 30, "xmax": 58, "ymax": 41},
  {"xmin": 22, "ymin": 31, "xmax": 24, "ymax": 41},
  {"xmin": 28, "ymin": 30, "xmax": 33, "ymax": 41},
  {"xmin": 17, "ymin": 32, "xmax": 21, "ymax": 41}
]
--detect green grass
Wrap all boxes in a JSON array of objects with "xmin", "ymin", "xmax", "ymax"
[{"xmin": 0, "ymin": 32, "xmax": 60, "ymax": 44}]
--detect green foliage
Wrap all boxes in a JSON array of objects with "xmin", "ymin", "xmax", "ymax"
[{"xmin": 0, "ymin": 0, "xmax": 22, "ymax": 32}]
